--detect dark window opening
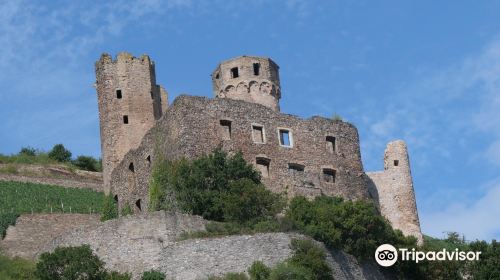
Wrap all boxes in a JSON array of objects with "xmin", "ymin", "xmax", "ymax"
[
  {"xmin": 150, "ymin": 91, "xmax": 154, "ymax": 99},
  {"xmin": 253, "ymin": 63, "xmax": 260, "ymax": 75},
  {"xmin": 288, "ymin": 163, "xmax": 305, "ymax": 175},
  {"xmin": 326, "ymin": 136, "xmax": 336, "ymax": 153},
  {"xmin": 123, "ymin": 115, "xmax": 129, "ymax": 124},
  {"xmin": 252, "ymin": 125, "xmax": 264, "ymax": 143},
  {"xmin": 231, "ymin": 67, "xmax": 239, "ymax": 78},
  {"xmin": 279, "ymin": 129, "xmax": 291, "ymax": 147},
  {"xmin": 215, "ymin": 72, "xmax": 220, "ymax": 79},
  {"xmin": 394, "ymin": 160, "xmax": 399, "ymax": 166},
  {"xmin": 135, "ymin": 199, "xmax": 142, "ymax": 211},
  {"xmin": 323, "ymin": 168, "xmax": 336, "ymax": 183},
  {"xmin": 113, "ymin": 195, "xmax": 118, "ymax": 203},
  {"xmin": 256, "ymin": 157, "xmax": 270, "ymax": 178},
  {"xmin": 116, "ymin": 90, "xmax": 122, "ymax": 99},
  {"xmin": 220, "ymin": 120, "xmax": 232, "ymax": 140},
  {"xmin": 146, "ymin": 155, "xmax": 151, "ymax": 166},
  {"xmin": 129, "ymin": 162, "xmax": 134, "ymax": 173}
]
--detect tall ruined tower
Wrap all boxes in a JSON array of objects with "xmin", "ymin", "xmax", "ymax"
[
  {"xmin": 95, "ymin": 52, "xmax": 168, "ymax": 193},
  {"xmin": 212, "ymin": 56, "xmax": 281, "ymax": 111},
  {"xmin": 367, "ymin": 140, "xmax": 423, "ymax": 244}
]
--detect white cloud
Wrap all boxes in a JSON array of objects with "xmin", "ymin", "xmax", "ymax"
[{"xmin": 421, "ymin": 178, "xmax": 500, "ymax": 241}]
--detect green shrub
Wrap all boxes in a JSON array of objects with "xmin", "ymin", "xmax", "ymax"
[
  {"xmin": 73, "ymin": 155, "xmax": 100, "ymax": 172},
  {"xmin": 0, "ymin": 213, "xmax": 19, "ymax": 239},
  {"xmin": 19, "ymin": 147, "xmax": 36, "ymax": 157},
  {"xmin": 249, "ymin": 261, "xmax": 271, "ymax": 280},
  {"xmin": 209, "ymin": 272, "xmax": 249, "ymax": 280},
  {"xmin": 150, "ymin": 148, "xmax": 283, "ymax": 224},
  {"xmin": 286, "ymin": 195, "xmax": 416, "ymax": 259},
  {"xmin": 121, "ymin": 204, "xmax": 133, "ymax": 216},
  {"xmin": 141, "ymin": 270, "xmax": 166, "ymax": 280},
  {"xmin": 288, "ymin": 239, "xmax": 332, "ymax": 280},
  {"xmin": 48, "ymin": 144, "xmax": 72, "ymax": 163},
  {"xmin": 468, "ymin": 239, "xmax": 500, "ymax": 279},
  {"xmin": 101, "ymin": 194, "xmax": 118, "ymax": 222},
  {"xmin": 106, "ymin": 271, "xmax": 132, "ymax": 280},
  {"xmin": 36, "ymin": 245, "xmax": 106, "ymax": 280},
  {"xmin": 0, "ymin": 253, "xmax": 37, "ymax": 280},
  {"xmin": 268, "ymin": 262, "xmax": 313, "ymax": 280}
]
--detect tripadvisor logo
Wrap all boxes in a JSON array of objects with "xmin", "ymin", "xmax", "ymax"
[{"xmin": 375, "ymin": 244, "xmax": 482, "ymax": 267}]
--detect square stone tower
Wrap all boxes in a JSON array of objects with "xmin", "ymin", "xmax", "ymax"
[{"xmin": 95, "ymin": 52, "xmax": 168, "ymax": 193}]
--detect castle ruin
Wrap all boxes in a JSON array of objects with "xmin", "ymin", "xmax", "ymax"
[{"xmin": 95, "ymin": 53, "xmax": 423, "ymax": 243}]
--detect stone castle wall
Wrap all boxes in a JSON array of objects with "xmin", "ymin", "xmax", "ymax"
[
  {"xmin": 109, "ymin": 95, "xmax": 369, "ymax": 212},
  {"xmin": 366, "ymin": 141, "xmax": 423, "ymax": 244},
  {"xmin": 95, "ymin": 52, "xmax": 167, "ymax": 193}
]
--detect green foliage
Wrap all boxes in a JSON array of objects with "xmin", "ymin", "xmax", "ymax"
[
  {"xmin": 249, "ymin": 261, "xmax": 271, "ymax": 280},
  {"xmin": 48, "ymin": 144, "xmax": 72, "ymax": 162},
  {"xmin": 36, "ymin": 245, "xmax": 106, "ymax": 280},
  {"xmin": 121, "ymin": 204, "xmax": 133, "ymax": 216},
  {"xmin": 0, "ymin": 151, "xmax": 56, "ymax": 166},
  {"xmin": 105, "ymin": 271, "xmax": 131, "ymax": 280},
  {"xmin": 150, "ymin": 148, "xmax": 283, "ymax": 224},
  {"xmin": 288, "ymin": 239, "xmax": 332, "ymax": 280},
  {"xmin": 1, "ymin": 212, "xmax": 19, "ymax": 239},
  {"xmin": 268, "ymin": 262, "xmax": 313, "ymax": 280},
  {"xmin": 73, "ymin": 155, "xmax": 101, "ymax": 172},
  {"xmin": 141, "ymin": 270, "xmax": 166, "ymax": 280},
  {"xmin": 331, "ymin": 113, "xmax": 342, "ymax": 121},
  {"xmin": 468, "ymin": 239, "xmax": 500, "ymax": 279},
  {"xmin": 0, "ymin": 253, "xmax": 37, "ymax": 280},
  {"xmin": 0, "ymin": 181, "xmax": 103, "ymax": 215},
  {"xmin": 101, "ymin": 194, "xmax": 118, "ymax": 222},
  {"xmin": 286, "ymin": 195, "xmax": 416, "ymax": 259},
  {"xmin": 19, "ymin": 147, "xmax": 37, "ymax": 157}
]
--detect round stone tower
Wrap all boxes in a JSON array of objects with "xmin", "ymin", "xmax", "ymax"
[
  {"xmin": 383, "ymin": 140, "xmax": 423, "ymax": 244},
  {"xmin": 95, "ymin": 52, "xmax": 167, "ymax": 193},
  {"xmin": 211, "ymin": 56, "xmax": 281, "ymax": 111}
]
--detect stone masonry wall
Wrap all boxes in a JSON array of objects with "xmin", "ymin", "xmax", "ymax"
[
  {"xmin": 366, "ymin": 140, "xmax": 423, "ymax": 244},
  {"xmin": 110, "ymin": 95, "xmax": 369, "ymax": 211},
  {"xmin": 95, "ymin": 52, "xmax": 167, "ymax": 193},
  {"xmin": 32, "ymin": 212, "xmax": 388, "ymax": 280}
]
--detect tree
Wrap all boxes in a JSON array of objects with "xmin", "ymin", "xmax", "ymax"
[
  {"xmin": 73, "ymin": 155, "xmax": 99, "ymax": 171},
  {"xmin": 48, "ymin": 144, "xmax": 72, "ymax": 162},
  {"xmin": 18, "ymin": 147, "xmax": 36, "ymax": 157},
  {"xmin": 36, "ymin": 245, "xmax": 106, "ymax": 280}
]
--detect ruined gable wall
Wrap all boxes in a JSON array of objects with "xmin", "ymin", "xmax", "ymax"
[
  {"xmin": 110, "ymin": 95, "xmax": 369, "ymax": 211},
  {"xmin": 366, "ymin": 140, "xmax": 423, "ymax": 244}
]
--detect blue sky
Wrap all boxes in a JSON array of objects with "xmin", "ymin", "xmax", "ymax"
[{"xmin": 1, "ymin": 0, "xmax": 499, "ymax": 241}]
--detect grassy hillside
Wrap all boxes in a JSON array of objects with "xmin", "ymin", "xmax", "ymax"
[{"xmin": 0, "ymin": 181, "xmax": 104, "ymax": 238}]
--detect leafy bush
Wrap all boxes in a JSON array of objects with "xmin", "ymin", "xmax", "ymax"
[
  {"xmin": 48, "ymin": 144, "xmax": 72, "ymax": 162},
  {"xmin": 0, "ymin": 252, "xmax": 37, "ymax": 280},
  {"xmin": 288, "ymin": 239, "xmax": 332, "ymax": 280},
  {"xmin": 36, "ymin": 245, "xmax": 106, "ymax": 280},
  {"xmin": 18, "ymin": 147, "xmax": 36, "ymax": 157},
  {"xmin": 150, "ymin": 148, "xmax": 284, "ymax": 224},
  {"xmin": 468, "ymin": 239, "xmax": 500, "ymax": 279},
  {"xmin": 106, "ymin": 271, "xmax": 132, "ymax": 280},
  {"xmin": 141, "ymin": 270, "xmax": 166, "ymax": 280},
  {"xmin": 209, "ymin": 272, "xmax": 249, "ymax": 280},
  {"xmin": 286, "ymin": 195, "xmax": 416, "ymax": 259},
  {"xmin": 0, "ymin": 213, "xmax": 19, "ymax": 239},
  {"xmin": 101, "ymin": 194, "xmax": 118, "ymax": 222},
  {"xmin": 249, "ymin": 261, "xmax": 271, "ymax": 280},
  {"xmin": 73, "ymin": 155, "xmax": 101, "ymax": 172}
]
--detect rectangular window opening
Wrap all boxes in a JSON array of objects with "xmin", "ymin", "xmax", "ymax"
[
  {"xmin": 123, "ymin": 115, "xmax": 129, "ymax": 124},
  {"xmin": 288, "ymin": 163, "xmax": 305, "ymax": 175},
  {"xmin": 322, "ymin": 168, "xmax": 336, "ymax": 183},
  {"xmin": 231, "ymin": 67, "xmax": 239, "ymax": 78},
  {"xmin": 256, "ymin": 157, "xmax": 270, "ymax": 178},
  {"xmin": 252, "ymin": 125, "xmax": 264, "ymax": 143},
  {"xmin": 116, "ymin": 90, "xmax": 122, "ymax": 99},
  {"xmin": 279, "ymin": 129, "xmax": 292, "ymax": 147},
  {"xmin": 220, "ymin": 120, "xmax": 232, "ymax": 140},
  {"xmin": 253, "ymin": 63, "xmax": 260, "ymax": 76},
  {"xmin": 326, "ymin": 136, "xmax": 336, "ymax": 153},
  {"xmin": 394, "ymin": 160, "xmax": 399, "ymax": 166}
]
